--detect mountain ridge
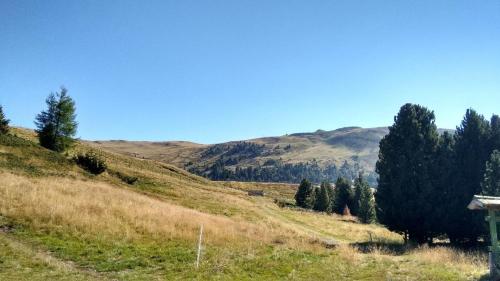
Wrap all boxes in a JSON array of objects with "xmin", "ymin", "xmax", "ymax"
[{"xmin": 88, "ymin": 126, "xmax": 452, "ymax": 185}]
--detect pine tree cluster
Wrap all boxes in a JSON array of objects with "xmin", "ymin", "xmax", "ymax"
[
  {"xmin": 376, "ymin": 104, "xmax": 500, "ymax": 244},
  {"xmin": 294, "ymin": 174, "xmax": 376, "ymax": 224}
]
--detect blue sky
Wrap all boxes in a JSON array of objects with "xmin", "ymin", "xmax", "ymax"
[{"xmin": 1, "ymin": 1, "xmax": 499, "ymax": 144}]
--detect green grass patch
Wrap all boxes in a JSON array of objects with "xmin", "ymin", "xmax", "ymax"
[{"xmin": 0, "ymin": 134, "xmax": 74, "ymax": 177}]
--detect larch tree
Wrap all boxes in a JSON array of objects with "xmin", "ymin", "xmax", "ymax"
[
  {"xmin": 0, "ymin": 105, "xmax": 10, "ymax": 134},
  {"xmin": 35, "ymin": 87, "xmax": 78, "ymax": 152}
]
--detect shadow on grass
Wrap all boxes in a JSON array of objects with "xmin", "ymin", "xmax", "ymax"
[
  {"xmin": 350, "ymin": 239, "xmax": 489, "ymax": 257},
  {"xmin": 351, "ymin": 240, "xmax": 409, "ymax": 255}
]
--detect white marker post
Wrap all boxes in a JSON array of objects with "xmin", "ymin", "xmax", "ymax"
[{"xmin": 196, "ymin": 225, "xmax": 203, "ymax": 269}]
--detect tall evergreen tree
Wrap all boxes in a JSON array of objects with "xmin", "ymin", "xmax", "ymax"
[
  {"xmin": 322, "ymin": 180, "xmax": 334, "ymax": 210},
  {"xmin": 35, "ymin": 88, "xmax": 78, "ymax": 152},
  {"xmin": 305, "ymin": 186, "xmax": 317, "ymax": 209},
  {"xmin": 490, "ymin": 115, "xmax": 500, "ymax": 152},
  {"xmin": 332, "ymin": 177, "xmax": 353, "ymax": 214},
  {"xmin": 375, "ymin": 104, "xmax": 439, "ymax": 244},
  {"xmin": 357, "ymin": 182, "xmax": 376, "ymax": 224},
  {"xmin": 295, "ymin": 179, "xmax": 314, "ymax": 208},
  {"xmin": 0, "ymin": 105, "xmax": 9, "ymax": 134},
  {"xmin": 481, "ymin": 150, "xmax": 500, "ymax": 196},
  {"xmin": 432, "ymin": 131, "xmax": 455, "ymax": 236},
  {"xmin": 351, "ymin": 173, "xmax": 367, "ymax": 216},
  {"xmin": 314, "ymin": 182, "xmax": 331, "ymax": 212},
  {"xmin": 445, "ymin": 109, "xmax": 491, "ymax": 243}
]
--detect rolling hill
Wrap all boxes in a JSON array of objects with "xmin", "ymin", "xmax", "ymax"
[
  {"xmin": 90, "ymin": 127, "xmax": 386, "ymax": 168},
  {"xmin": 89, "ymin": 127, "xmax": 452, "ymax": 185},
  {"xmin": 89, "ymin": 127, "xmax": 387, "ymax": 184}
]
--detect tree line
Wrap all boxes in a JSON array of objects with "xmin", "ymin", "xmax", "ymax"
[
  {"xmin": 294, "ymin": 174, "xmax": 376, "ymax": 224},
  {"xmin": 189, "ymin": 158, "xmax": 377, "ymax": 185},
  {"xmin": 376, "ymin": 104, "xmax": 499, "ymax": 244}
]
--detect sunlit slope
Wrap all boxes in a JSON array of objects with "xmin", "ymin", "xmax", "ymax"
[
  {"xmin": 89, "ymin": 127, "xmax": 388, "ymax": 173},
  {"xmin": 90, "ymin": 127, "xmax": 453, "ymax": 176},
  {"xmin": 0, "ymin": 128, "xmax": 486, "ymax": 280}
]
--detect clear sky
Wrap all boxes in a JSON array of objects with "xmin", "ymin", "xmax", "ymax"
[{"xmin": 1, "ymin": 1, "xmax": 499, "ymax": 144}]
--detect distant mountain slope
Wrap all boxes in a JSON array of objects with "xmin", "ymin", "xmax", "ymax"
[
  {"xmin": 90, "ymin": 126, "xmax": 452, "ymax": 185},
  {"xmin": 89, "ymin": 127, "xmax": 384, "ymax": 183}
]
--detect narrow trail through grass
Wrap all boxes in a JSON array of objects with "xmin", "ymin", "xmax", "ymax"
[{"xmin": 0, "ymin": 231, "xmax": 103, "ymax": 281}]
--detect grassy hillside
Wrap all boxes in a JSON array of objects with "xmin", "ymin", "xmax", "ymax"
[
  {"xmin": 89, "ymin": 127, "xmax": 389, "ymax": 184},
  {"xmin": 0, "ymin": 128, "xmax": 487, "ymax": 280},
  {"xmin": 91, "ymin": 127, "xmax": 453, "ymax": 185},
  {"xmin": 89, "ymin": 127, "xmax": 386, "ymax": 170}
]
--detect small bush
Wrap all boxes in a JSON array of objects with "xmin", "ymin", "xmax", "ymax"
[
  {"xmin": 108, "ymin": 170, "xmax": 138, "ymax": 185},
  {"xmin": 114, "ymin": 171, "xmax": 138, "ymax": 185},
  {"xmin": 74, "ymin": 151, "xmax": 107, "ymax": 175},
  {"xmin": 274, "ymin": 198, "xmax": 295, "ymax": 208}
]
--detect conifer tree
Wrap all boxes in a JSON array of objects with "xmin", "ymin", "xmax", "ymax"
[
  {"xmin": 295, "ymin": 179, "xmax": 313, "ymax": 208},
  {"xmin": 482, "ymin": 150, "xmax": 500, "ymax": 196},
  {"xmin": 352, "ymin": 173, "xmax": 367, "ymax": 216},
  {"xmin": 305, "ymin": 187, "xmax": 317, "ymax": 209},
  {"xmin": 323, "ymin": 181, "xmax": 334, "ymax": 212},
  {"xmin": 314, "ymin": 182, "xmax": 331, "ymax": 212},
  {"xmin": 445, "ymin": 109, "xmax": 490, "ymax": 243},
  {"xmin": 0, "ymin": 105, "xmax": 9, "ymax": 134},
  {"xmin": 490, "ymin": 115, "xmax": 500, "ymax": 153},
  {"xmin": 324, "ymin": 181, "xmax": 334, "ymax": 210},
  {"xmin": 357, "ymin": 182, "xmax": 376, "ymax": 223},
  {"xmin": 35, "ymin": 87, "xmax": 78, "ymax": 152},
  {"xmin": 432, "ymin": 131, "xmax": 455, "ymax": 236},
  {"xmin": 332, "ymin": 177, "xmax": 353, "ymax": 214},
  {"xmin": 375, "ymin": 103, "xmax": 439, "ymax": 244}
]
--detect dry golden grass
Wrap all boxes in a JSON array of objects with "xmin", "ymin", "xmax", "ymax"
[
  {"xmin": 268, "ymin": 205, "xmax": 401, "ymax": 243},
  {"xmin": 221, "ymin": 181, "xmax": 297, "ymax": 199},
  {"xmin": 336, "ymin": 244, "xmax": 362, "ymax": 264},
  {"xmin": 0, "ymin": 172, "xmax": 302, "ymax": 247},
  {"xmin": 410, "ymin": 245, "xmax": 487, "ymax": 274},
  {"xmin": 0, "ymin": 129, "xmax": 489, "ymax": 280},
  {"xmin": 68, "ymin": 144, "xmax": 268, "ymax": 222},
  {"xmin": 85, "ymin": 139, "xmax": 206, "ymax": 168}
]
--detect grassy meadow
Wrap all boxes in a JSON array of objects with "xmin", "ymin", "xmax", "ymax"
[{"xmin": 0, "ymin": 128, "xmax": 489, "ymax": 280}]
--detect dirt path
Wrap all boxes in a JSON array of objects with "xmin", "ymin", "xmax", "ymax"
[{"xmin": 0, "ymin": 231, "xmax": 108, "ymax": 280}]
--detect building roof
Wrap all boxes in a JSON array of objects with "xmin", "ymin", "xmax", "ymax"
[{"xmin": 468, "ymin": 195, "xmax": 500, "ymax": 211}]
